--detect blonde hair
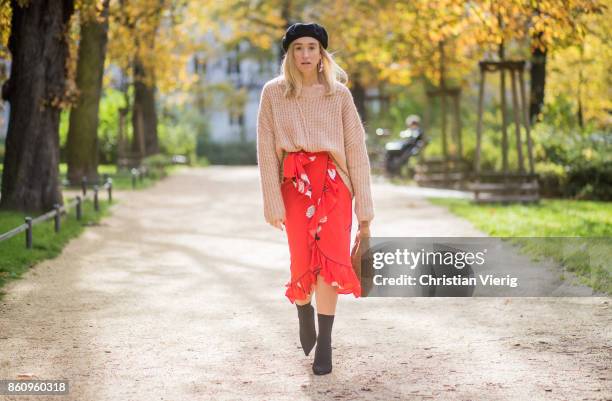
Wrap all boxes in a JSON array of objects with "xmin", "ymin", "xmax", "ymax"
[{"xmin": 280, "ymin": 40, "xmax": 348, "ymax": 98}]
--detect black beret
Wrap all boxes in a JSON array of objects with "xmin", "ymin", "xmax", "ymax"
[{"xmin": 282, "ymin": 22, "xmax": 328, "ymax": 52}]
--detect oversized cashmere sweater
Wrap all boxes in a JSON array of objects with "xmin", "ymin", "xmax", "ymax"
[{"xmin": 256, "ymin": 76, "xmax": 375, "ymax": 225}]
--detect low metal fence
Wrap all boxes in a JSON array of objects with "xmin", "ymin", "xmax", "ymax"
[{"xmin": 0, "ymin": 178, "xmax": 113, "ymax": 250}]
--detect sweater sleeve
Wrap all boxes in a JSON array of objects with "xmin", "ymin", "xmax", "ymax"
[
  {"xmin": 256, "ymin": 85, "xmax": 286, "ymax": 224},
  {"xmin": 341, "ymin": 87, "xmax": 375, "ymax": 222}
]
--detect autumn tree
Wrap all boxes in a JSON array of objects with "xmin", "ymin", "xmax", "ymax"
[
  {"xmin": 466, "ymin": 0, "xmax": 605, "ymax": 123},
  {"xmin": 318, "ymin": 0, "xmax": 388, "ymax": 120},
  {"xmin": 186, "ymin": 0, "xmax": 293, "ymax": 122},
  {"xmin": 107, "ymin": 0, "xmax": 193, "ymax": 161},
  {"xmin": 0, "ymin": 0, "xmax": 75, "ymax": 212},
  {"xmin": 545, "ymin": 3, "xmax": 611, "ymax": 128},
  {"xmin": 107, "ymin": 0, "xmax": 163, "ymax": 159},
  {"xmin": 66, "ymin": 0, "xmax": 111, "ymax": 185}
]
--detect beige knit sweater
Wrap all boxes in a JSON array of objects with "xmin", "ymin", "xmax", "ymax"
[{"xmin": 256, "ymin": 76, "xmax": 375, "ymax": 225}]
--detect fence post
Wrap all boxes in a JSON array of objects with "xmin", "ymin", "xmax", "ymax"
[
  {"xmin": 25, "ymin": 217, "xmax": 32, "ymax": 249},
  {"xmin": 81, "ymin": 176, "xmax": 87, "ymax": 196},
  {"xmin": 107, "ymin": 178, "xmax": 113, "ymax": 203},
  {"xmin": 131, "ymin": 169, "xmax": 137, "ymax": 189},
  {"xmin": 76, "ymin": 196, "xmax": 82, "ymax": 220},
  {"xmin": 94, "ymin": 185, "xmax": 99, "ymax": 211},
  {"xmin": 54, "ymin": 204, "xmax": 61, "ymax": 233}
]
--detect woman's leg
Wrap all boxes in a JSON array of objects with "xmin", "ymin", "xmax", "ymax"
[
  {"xmin": 314, "ymin": 274, "xmax": 338, "ymax": 314},
  {"xmin": 312, "ymin": 274, "xmax": 336, "ymax": 375},
  {"xmin": 295, "ymin": 291, "xmax": 316, "ymax": 356},
  {"xmin": 296, "ymin": 271, "xmax": 339, "ymax": 309},
  {"xmin": 295, "ymin": 293, "xmax": 313, "ymax": 306}
]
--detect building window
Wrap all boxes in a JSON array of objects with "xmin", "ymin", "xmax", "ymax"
[
  {"xmin": 229, "ymin": 109, "xmax": 245, "ymax": 127},
  {"xmin": 193, "ymin": 55, "xmax": 207, "ymax": 75},
  {"xmin": 226, "ymin": 44, "xmax": 241, "ymax": 75}
]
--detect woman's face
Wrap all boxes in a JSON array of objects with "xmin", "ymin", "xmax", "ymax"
[{"xmin": 292, "ymin": 37, "xmax": 321, "ymax": 75}]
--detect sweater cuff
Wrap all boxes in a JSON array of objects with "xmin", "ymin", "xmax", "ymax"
[
  {"xmin": 356, "ymin": 208, "xmax": 374, "ymax": 223},
  {"xmin": 353, "ymin": 181, "xmax": 374, "ymax": 222},
  {"xmin": 348, "ymin": 160, "xmax": 374, "ymax": 221},
  {"xmin": 264, "ymin": 189, "xmax": 286, "ymax": 224},
  {"xmin": 345, "ymin": 143, "xmax": 375, "ymax": 222}
]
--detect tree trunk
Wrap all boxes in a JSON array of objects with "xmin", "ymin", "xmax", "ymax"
[
  {"xmin": 529, "ymin": 36, "xmax": 547, "ymax": 123},
  {"xmin": 280, "ymin": 1, "xmax": 293, "ymax": 61},
  {"xmin": 130, "ymin": 56, "xmax": 159, "ymax": 158},
  {"xmin": 351, "ymin": 75, "xmax": 367, "ymax": 123},
  {"xmin": 0, "ymin": 0, "xmax": 75, "ymax": 212},
  {"xmin": 66, "ymin": 0, "xmax": 110, "ymax": 185},
  {"xmin": 577, "ymin": 42, "xmax": 585, "ymax": 129}
]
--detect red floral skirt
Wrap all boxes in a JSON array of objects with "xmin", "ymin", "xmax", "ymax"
[{"xmin": 281, "ymin": 150, "xmax": 362, "ymax": 303}]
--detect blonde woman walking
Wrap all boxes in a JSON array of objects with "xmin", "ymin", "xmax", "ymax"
[{"xmin": 256, "ymin": 22, "xmax": 374, "ymax": 375}]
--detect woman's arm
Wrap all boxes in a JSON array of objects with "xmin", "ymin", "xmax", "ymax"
[
  {"xmin": 256, "ymin": 85, "xmax": 286, "ymax": 225},
  {"xmin": 341, "ymin": 86, "xmax": 375, "ymax": 223}
]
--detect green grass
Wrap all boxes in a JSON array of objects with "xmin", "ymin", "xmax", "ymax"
[
  {"xmin": 1, "ymin": 163, "xmax": 187, "ymax": 191},
  {"xmin": 428, "ymin": 197, "xmax": 612, "ymax": 294},
  {"xmin": 428, "ymin": 198, "xmax": 612, "ymax": 237},
  {"xmin": 58, "ymin": 163, "xmax": 186, "ymax": 191},
  {"xmin": 387, "ymin": 175, "xmax": 417, "ymax": 186},
  {"xmin": 0, "ymin": 197, "xmax": 112, "ymax": 299}
]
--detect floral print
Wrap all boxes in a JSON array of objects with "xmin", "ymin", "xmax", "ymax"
[{"xmin": 281, "ymin": 150, "xmax": 362, "ymax": 304}]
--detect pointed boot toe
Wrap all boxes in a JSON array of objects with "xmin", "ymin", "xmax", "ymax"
[{"xmin": 296, "ymin": 302, "xmax": 317, "ymax": 356}]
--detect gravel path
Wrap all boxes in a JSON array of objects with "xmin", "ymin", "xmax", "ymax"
[{"xmin": 0, "ymin": 166, "xmax": 610, "ymax": 401}]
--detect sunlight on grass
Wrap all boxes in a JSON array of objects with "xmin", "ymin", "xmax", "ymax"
[{"xmin": 428, "ymin": 197, "xmax": 612, "ymax": 294}]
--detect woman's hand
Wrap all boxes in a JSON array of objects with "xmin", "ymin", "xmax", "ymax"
[
  {"xmin": 357, "ymin": 220, "xmax": 370, "ymax": 237},
  {"xmin": 271, "ymin": 218, "xmax": 285, "ymax": 231}
]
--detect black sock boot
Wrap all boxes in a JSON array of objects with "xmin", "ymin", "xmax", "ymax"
[
  {"xmin": 296, "ymin": 302, "xmax": 316, "ymax": 356},
  {"xmin": 312, "ymin": 313, "xmax": 334, "ymax": 375}
]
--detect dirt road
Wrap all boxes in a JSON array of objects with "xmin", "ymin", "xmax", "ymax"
[{"xmin": 0, "ymin": 167, "xmax": 610, "ymax": 400}]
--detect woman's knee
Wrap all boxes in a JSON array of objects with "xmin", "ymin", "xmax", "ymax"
[
  {"xmin": 315, "ymin": 275, "xmax": 338, "ymax": 293},
  {"xmin": 295, "ymin": 291, "xmax": 314, "ymax": 305}
]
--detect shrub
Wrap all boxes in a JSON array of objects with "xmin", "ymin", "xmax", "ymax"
[
  {"xmin": 197, "ymin": 136, "xmax": 257, "ymax": 165},
  {"xmin": 532, "ymin": 123, "xmax": 611, "ymax": 200}
]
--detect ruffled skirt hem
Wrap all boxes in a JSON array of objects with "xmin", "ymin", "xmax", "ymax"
[{"xmin": 284, "ymin": 242, "xmax": 362, "ymax": 304}]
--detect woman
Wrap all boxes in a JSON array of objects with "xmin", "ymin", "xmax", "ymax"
[{"xmin": 256, "ymin": 22, "xmax": 375, "ymax": 375}]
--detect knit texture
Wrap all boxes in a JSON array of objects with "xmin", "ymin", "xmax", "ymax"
[{"xmin": 256, "ymin": 76, "xmax": 375, "ymax": 224}]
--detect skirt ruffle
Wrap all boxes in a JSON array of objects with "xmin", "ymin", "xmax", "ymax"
[
  {"xmin": 285, "ymin": 241, "xmax": 362, "ymax": 303},
  {"xmin": 282, "ymin": 150, "xmax": 361, "ymax": 304}
]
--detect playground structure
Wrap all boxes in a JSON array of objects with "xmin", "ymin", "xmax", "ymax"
[
  {"xmin": 414, "ymin": 85, "xmax": 470, "ymax": 189},
  {"xmin": 413, "ymin": 36, "xmax": 539, "ymax": 203},
  {"xmin": 414, "ymin": 41, "xmax": 470, "ymax": 190},
  {"xmin": 469, "ymin": 59, "xmax": 540, "ymax": 203}
]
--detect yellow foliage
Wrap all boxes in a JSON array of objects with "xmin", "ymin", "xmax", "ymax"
[
  {"xmin": 0, "ymin": 0, "xmax": 11, "ymax": 60},
  {"xmin": 106, "ymin": 0, "xmax": 200, "ymax": 94},
  {"xmin": 3, "ymin": 0, "xmax": 608, "ymax": 127},
  {"xmin": 546, "ymin": 4, "xmax": 612, "ymax": 127}
]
